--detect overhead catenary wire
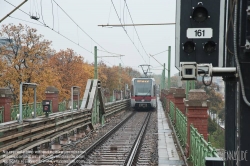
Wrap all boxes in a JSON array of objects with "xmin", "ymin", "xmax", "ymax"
[
  {"xmin": 9, "ymin": 16, "xmax": 44, "ymax": 27},
  {"xmin": 99, "ymin": 58, "xmax": 113, "ymax": 66},
  {"xmin": 4, "ymin": 0, "xmax": 93, "ymax": 55},
  {"xmin": 97, "ymin": 49, "xmax": 125, "ymax": 66},
  {"xmin": 123, "ymin": 0, "xmax": 126, "ymax": 27},
  {"xmin": 123, "ymin": 0, "xmax": 150, "ymax": 59},
  {"xmin": 107, "ymin": 3, "xmax": 112, "ymax": 24},
  {"xmin": 4, "ymin": 0, "xmax": 127, "ymax": 68},
  {"xmin": 123, "ymin": 0, "xmax": 170, "ymax": 70},
  {"xmin": 110, "ymin": 0, "xmax": 147, "ymax": 63},
  {"xmin": 4, "ymin": 0, "xmax": 157, "ymax": 69},
  {"xmin": 4, "ymin": 0, "xmax": 93, "ymax": 54},
  {"xmin": 40, "ymin": 0, "xmax": 46, "ymax": 25},
  {"xmin": 56, "ymin": 3, "xmax": 59, "ymax": 32},
  {"xmin": 34, "ymin": 0, "xmax": 40, "ymax": 18},
  {"xmin": 120, "ymin": 56, "xmax": 125, "ymax": 66},
  {"xmin": 29, "ymin": 0, "xmax": 31, "ymax": 16},
  {"xmin": 52, "ymin": 0, "xmax": 108, "ymax": 52},
  {"xmin": 98, "ymin": 23, "xmax": 176, "ymax": 27},
  {"xmin": 97, "ymin": 49, "xmax": 125, "ymax": 57},
  {"xmin": 151, "ymin": 49, "xmax": 169, "ymax": 56},
  {"xmin": 149, "ymin": 54, "xmax": 168, "ymax": 71},
  {"xmin": 50, "ymin": 0, "xmax": 54, "ymax": 29}
]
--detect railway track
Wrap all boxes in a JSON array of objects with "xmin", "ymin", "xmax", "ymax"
[
  {"xmin": 29, "ymin": 110, "xmax": 132, "ymax": 166},
  {"xmin": 5, "ymin": 109, "xmax": 158, "ymax": 166},
  {"xmin": 136, "ymin": 110, "xmax": 158, "ymax": 166},
  {"xmin": 64, "ymin": 111, "xmax": 156, "ymax": 166}
]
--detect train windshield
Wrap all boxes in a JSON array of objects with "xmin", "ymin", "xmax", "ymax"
[{"xmin": 134, "ymin": 79, "xmax": 152, "ymax": 96}]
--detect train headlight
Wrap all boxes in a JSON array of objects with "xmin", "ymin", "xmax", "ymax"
[{"xmin": 141, "ymin": 99, "xmax": 145, "ymax": 102}]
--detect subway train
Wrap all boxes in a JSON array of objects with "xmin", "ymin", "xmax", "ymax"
[{"xmin": 130, "ymin": 77, "xmax": 157, "ymax": 110}]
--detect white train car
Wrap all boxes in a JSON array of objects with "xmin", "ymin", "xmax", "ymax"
[{"xmin": 130, "ymin": 78, "xmax": 157, "ymax": 110}]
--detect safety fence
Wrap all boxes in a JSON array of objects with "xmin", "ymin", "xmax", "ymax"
[
  {"xmin": 9, "ymin": 100, "xmax": 83, "ymax": 121},
  {"xmin": 10, "ymin": 103, "xmax": 44, "ymax": 121},
  {"xmin": 190, "ymin": 125, "xmax": 220, "ymax": 166},
  {"xmin": 58, "ymin": 101, "xmax": 67, "ymax": 112},
  {"xmin": 3, "ymin": 96, "xmax": 123, "ymax": 123},
  {"xmin": 169, "ymin": 101, "xmax": 175, "ymax": 122},
  {"xmin": 161, "ymin": 93, "xmax": 221, "ymax": 166},
  {"xmin": 0, "ymin": 99, "xmax": 130, "ymax": 164},
  {"xmin": 175, "ymin": 107, "xmax": 187, "ymax": 147}
]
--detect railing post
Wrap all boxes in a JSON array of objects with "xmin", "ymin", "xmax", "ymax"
[
  {"xmin": 0, "ymin": 88, "xmax": 12, "ymax": 122},
  {"xmin": 173, "ymin": 88, "xmax": 186, "ymax": 115},
  {"xmin": 45, "ymin": 86, "xmax": 59, "ymax": 112},
  {"xmin": 184, "ymin": 89, "xmax": 209, "ymax": 157},
  {"xmin": 172, "ymin": 88, "xmax": 186, "ymax": 125},
  {"xmin": 164, "ymin": 87, "xmax": 176, "ymax": 112},
  {"xmin": 168, "ymin": 87, "xmax": 176, "ymax": 102},
  {"xmin": 73, "ymin": 89, "xmax": 79, "ymax": 109}
]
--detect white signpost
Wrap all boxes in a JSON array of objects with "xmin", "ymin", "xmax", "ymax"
[{"xmin": 187, "ymin": 28, "xmax": 213, "ymax": 39}]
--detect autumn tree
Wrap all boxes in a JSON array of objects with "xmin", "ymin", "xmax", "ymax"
[
  {"xmin": 97, "ymin": 62, "xmax": 140, "ymax": 98},
  {"xmin": 97, "ymin": 62, "xmax": 117, "ymax": 90},
  {"xmin": 48, "ymin": 49, "xmax": 93, "ymax": 101},
  {"xmin": 0, "ymin": 24, "xmax": 56, "ymax": 104},
  {"xmin": 195, "ymin": 81, "xmax": 224, "ymax": 114}
]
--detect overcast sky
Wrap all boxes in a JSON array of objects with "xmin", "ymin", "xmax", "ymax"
[{"xmin": 0, "ymin": 0, "xmax": 179, "ymax": 76}]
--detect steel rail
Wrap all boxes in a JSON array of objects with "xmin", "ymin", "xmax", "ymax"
[
  {"xmin": 66, "ymin": 111, "xmax": 136, "ymax": 166},
  {"xmin": 125, "ymin": 112, "xmax": 151, "ymax": 166}
]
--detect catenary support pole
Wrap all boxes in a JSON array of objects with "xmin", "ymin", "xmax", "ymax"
[
  {"xmin": 94, "ymin": 46, "xmax": 98, "ymax": 79},
  {"xmin": 119, "ymin": 63, "xmax": 121, "ymax": 90},
  {"xmin": 161, "ymin": 70, "xmax": 163, "ymax": 90},
  {"xmin": 19, "ymin": 83, "xmax": 23, "ymax": 123},
  {"xmin": 168, "ymin": 46, "xmax": 171, "ymax": 89},
  {"xmin": 94, "ymin": 46, "xmax": 98, "ymax": 125},
  {"xmin": 163, "ymin": 63, "xmax": 165, "ymax": 89}
]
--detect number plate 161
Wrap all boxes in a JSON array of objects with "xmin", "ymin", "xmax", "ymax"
[{"xmin": 186, "ymin": 28, "xmax": 213, "ymax": 39}]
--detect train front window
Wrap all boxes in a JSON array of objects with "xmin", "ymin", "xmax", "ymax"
[{"xmin": 134, "ymin": 79, "xmax": 152, "ymax": 96}]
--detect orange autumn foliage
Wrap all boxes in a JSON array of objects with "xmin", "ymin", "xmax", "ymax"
[
  {"xmin": 0, "ymin": 24, "xmax": 141, "ymax": 103},
  {"xmin": 0, "ymin": 24, "xmax": 56, "ymax": 104},
  {"xmin": 48, "ymin": 48, "xmax": 93, "ymax": 101}
]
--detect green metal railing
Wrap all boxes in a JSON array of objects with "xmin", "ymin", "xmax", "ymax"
[
  {"xmin": 58, "ymin": 101, "xmax": 67, "ymax": 112},
  {"xmin": 9, "ymin": 100, "xmax": 83, "ymax": 121},
  {"xmin": 161, "ymin": 91, "xmax": 221, "ymax": 166},
  {"xmin": 162, "ymin": 97, "xmax": 167, "ymax": 111},
  {"xmin": 169, "ymin": 101, "xmax": 175, "ymax": 122},
  {"xmin": 73, "ymin": 100, "xmax": 82, "ymax": 109},
  {"xmin": 189, "ymin": 124, "xmax": 220, "ymax": 166},
  {"xmin": 10, "ymin": 102, "xmax": 53, "ymax": 121},
  {"xmin": 0, "ymin": 106, "xmax": 4, "ymax": 123},
  {"xmin": 175, "ymin": 108, "xmax": 187, "ymax": 147},
  {"xmin": 36, "ymin": 102, "xmax": 43, "ymax": 116},
  {"xmin": 109, "ymin": 96, "xmax": 114, "ymax": 102},
  {"xmin": 11, "ymin": 104, "xmax": 31, "ymax": 120}
]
